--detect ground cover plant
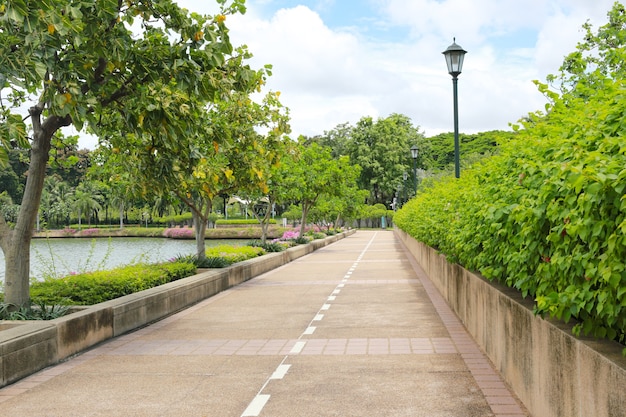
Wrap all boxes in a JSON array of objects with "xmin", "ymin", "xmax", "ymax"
[
  {"xmin": 0, "ymin": 300, "xmax": 70, "ymax": 320},
  {"xmin": 395, "ymin": 6, "xmax": 626, "ymax": 349}
]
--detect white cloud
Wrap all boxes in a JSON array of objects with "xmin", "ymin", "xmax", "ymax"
[
  {"xmin": 242, "ymin": 1, "xmax": 617, "ymax": 137},
  {"xmin": 77, "ymin": 0, "xmax": 620, "ymax": 148}
]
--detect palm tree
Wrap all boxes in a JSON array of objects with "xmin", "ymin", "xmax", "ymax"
[
  {"xmin": 49, "ymin": 179, "xmax": 73, "ymax": 227},
  {"xmin": 72, "ymin": 187, "xmax": 102, "ymax": 229}
]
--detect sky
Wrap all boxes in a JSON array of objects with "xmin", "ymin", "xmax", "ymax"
[{"xmin": 77, "ymin": 0, "xmax": 618, "ymax": 147}]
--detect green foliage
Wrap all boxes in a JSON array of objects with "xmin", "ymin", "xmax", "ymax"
[
  {"xmin": 277, "ymin": 140, "xmax": 362, "ymax": 236},
  {"xmin": 154, "ymin": 212, "xmax": 194, "ymax": 225},
  {"xmin": 0, "ymin": 300, "xmax": 71, "ymax": 320},
  {"xmin": 122, "ymin": 227, "xmax": 166, "ymax": 237},
  {"xmin": 172, "ymin": 253, "xmax": 230, "ymax": 268},
  {"xmin": 319, "ymin": 114, "xmax": 424, "ymax": 205},
  {"xmin": 420, "ymin": 130, "xmax": 510, "ymax": 173},
  {"xmin": 396, "ymin": 79, "xmax": 626, "ymax": 346},
  {"xmin": 30, "ymin": 262, "xmax": 196, "ymax": 305},
  {"xmin": 217, "ymin": 219, "xmax": 277, "ymax": 225},
  {"xmin": 0, "ymin": 0, "xmax": 264, "ymax": 307},
  {"xmin": 204, "ymin": 244, "xmax": 266, "ymax": 265},
  {"xmin": 247, "ymin": 240, "xmax": 288, "ymax": 252},
  {"xmin": 398, "ymin": 4, "xmax": 626, "ymax": 347}
]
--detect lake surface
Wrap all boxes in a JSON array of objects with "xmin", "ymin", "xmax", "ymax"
[{"xmin": 0, "ymin": 237, "xmax": 246, "ymax": 282}]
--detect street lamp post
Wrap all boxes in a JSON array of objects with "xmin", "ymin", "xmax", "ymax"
[
  {"xmin": 442, "ymin": 38, "xmax": 467, "ymax": 179},
  {"xmin": 410, "ymin": 145, "xmax": 419, "ymax": 195},
  {"xmin": 402, "ymin": 171, "xmax": 408, "ymax": 204}
]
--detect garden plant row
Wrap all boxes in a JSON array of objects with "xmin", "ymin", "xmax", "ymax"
[{"xmin": 396, "ymin": 66, "xmax": 626, "ymax": 349}]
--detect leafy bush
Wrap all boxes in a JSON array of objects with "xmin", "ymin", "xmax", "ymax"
[
  {"xmin": 247, "ymin": 239, "xmax": 289, "ymax": 252},
  {"xmin": 30, "ymin": 261, "xmax": 196, "ymax": 305},
  {"xmin": 217, "ymin": 219, "xmax": 277, "ymax": 225},
  {"xmin": 122, "ymin": 227, "xmax": 166, "ymax": 237},
  {"xmin": 395, "ymin": 75, "xmax": 626, "ymax": 347},
  {"xmin": 171, "ymin": 253, "xmax": 231, "ymax": 268},
  {"xmin": 0, "ymin": 301, "xmax": 71, "ymax": 320},
  {"xmin": 294, "ymin": 236, "xmax": 309, "ymax": 244},
  {"xmin": 204, "ymin": 245, "xmax": 265, "ymax": 264},
  {"xmin": 198, "ymin": 257, "xmax": 231, "ymax": 268},
  {"xmin": 153, "ymin": 212, "xmax": 193, "ymax": 225}
]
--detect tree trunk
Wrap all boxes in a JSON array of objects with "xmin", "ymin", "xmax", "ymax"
[
  {"xmin": 192, "ymin": 208, "xmax": 208, "ymax": 260},
  {"xmin": 299, "ymin": 205, "xmax": 309, "ymax": 237},
  {"xmin": 259, "ymin": 208, "xmax": 271, "ymax": 244},
  {"xmin": 1, "ymin": 109, "xmax": 70, "ymax": 307}
]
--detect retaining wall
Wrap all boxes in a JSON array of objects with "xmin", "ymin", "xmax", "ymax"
[
  {"xmin": 0, "ymin": 231, "xmax": 354, "ymax": 388},
  {"xmin": 396, "ymin": 229, "xmax": 626, "ymax": 417}
]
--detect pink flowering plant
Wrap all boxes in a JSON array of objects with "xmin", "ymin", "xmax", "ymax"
[
  {"xmin": 281, "ymin": 230, "xmax": 300, "ymax": 240},
  {"xmin": 80, "ymin": 228, "xmax": 101, "ymax": 237},
  {"xmin": 61, "ymin": 228, "xmax": 78, "ymax": 236},
  {"xmin": 163, "ymin": 227, "xmax": 194, "ymax": 239}
]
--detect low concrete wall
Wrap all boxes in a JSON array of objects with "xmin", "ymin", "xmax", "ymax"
[
  {"xmin": 396, "ymin": 229, "xmax": 626, "ymax": 417},
  {"xmin": 0, "ymin": 230, "xmax": 355, "ymax": 388}
]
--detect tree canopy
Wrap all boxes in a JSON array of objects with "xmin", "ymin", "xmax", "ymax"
[{"xmin": 0, "ymin": 0, "xmax": 257, "ymax": 307}]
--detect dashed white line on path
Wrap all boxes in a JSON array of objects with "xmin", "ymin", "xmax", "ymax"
[
  {"xmin": 241, "ymin": 394, "xmax": 270, "ymax": 417},
  {"xmin": 270, "ymin": 364, "xmax": 291, "ymax": 380},
  {"xmin": 240, "ymin": 232, "xmax": 379, "ymax": 417},
  {"xmin": 290, "ymin": 341, "xmax": 306, "ymax": 354}
]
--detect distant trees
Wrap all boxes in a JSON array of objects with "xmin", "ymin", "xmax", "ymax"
[
  {"xmin": 313, "ymin": 114, "xmax": 505, "ymax": 207},
  {"xmin": 276, "ymin": 140, "xmax": 363, "ymax": 236},
  {"xmin": 313, "ymin": 113, "xmax": 424, "ymax": 206},
  {"xmin": 420, "ymin": 130, "xmax": 514, "ymax": 172}
]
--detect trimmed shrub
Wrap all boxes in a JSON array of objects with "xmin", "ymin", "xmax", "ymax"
[
  {"xmin": 30, "ymin": 262, "xmax": 196, "ymax": 305},
  {"xmin": 395, "ymin": 77, "xmax": 626, "ymax": 347},
  {"xmin": 204, "ymin": 245, "xmax": 265, "ymax": 265}
]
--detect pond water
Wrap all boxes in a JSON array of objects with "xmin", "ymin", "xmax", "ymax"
[{"xmin": 0, "ymin": 237, "xmax": 246, "ymax": 282}]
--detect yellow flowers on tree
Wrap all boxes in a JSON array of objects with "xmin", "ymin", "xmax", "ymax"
[{"xmin": 0, "ymin": 0, "xmax": 249, "ymax": 307}]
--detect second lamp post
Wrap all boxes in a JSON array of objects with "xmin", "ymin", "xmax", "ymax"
[
  {"xmin": 442, "ymin": 38, "xmax": 467, "ymax": 179},
  {"xmin": 410, "ymin": 145, "xmax": 419, "ymax": 195}
]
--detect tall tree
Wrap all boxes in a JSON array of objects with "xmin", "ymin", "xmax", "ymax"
[
  {"xmin": 277, "ymin": 140, "xmax": 360, "ymax": 237},
  {"xmin": 0, "ymin": 0, "xmax": 251, "ymax": 307},
  {"xmin": 169, "ymin": 89, "xmax": 290, "ymax": 257},
  {"xmin": 345, "ymin": 114, "xmax": 424, "ymax": 205}
]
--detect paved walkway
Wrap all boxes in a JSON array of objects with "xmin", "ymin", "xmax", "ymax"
[{"xmin": 0, "ymin": 230, "xmax": 529, "ymax": 416}]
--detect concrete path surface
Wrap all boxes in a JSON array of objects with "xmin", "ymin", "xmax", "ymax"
[{"xmin": 0, "ymin": 230, "xmax": 529, "ymax": 416}]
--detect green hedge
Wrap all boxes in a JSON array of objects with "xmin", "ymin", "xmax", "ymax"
[
  {"xmin": 204, "ymin": 245, "xmax": 265, "ymax": 265},
  {"xmin": 30, "ymin": 262, "xmax": 196, "ymax": 305},
  {"xmin": 216, "ymin": 219, "xmax": 277, "ymax": 225},
  {"xmin": 395, "ymin": 77, "xmax": 626, "ymax": 347}
]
